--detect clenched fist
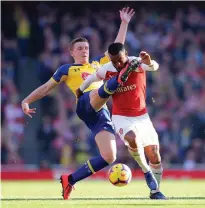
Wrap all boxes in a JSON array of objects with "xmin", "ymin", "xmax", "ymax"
[{"xmin": 139, "ymin": 51, "xmax": 152, "ymax": 66}]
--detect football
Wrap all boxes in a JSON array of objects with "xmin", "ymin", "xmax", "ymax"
[{"xmin": 108, "ymin": 163, "xmax": 132, "ymax": 187}]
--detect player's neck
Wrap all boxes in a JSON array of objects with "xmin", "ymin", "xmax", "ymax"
[{"xmin": 74, "ymin": 60, "xmax": 89, "ymax": 65}]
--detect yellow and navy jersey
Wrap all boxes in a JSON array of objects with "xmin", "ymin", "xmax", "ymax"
[{"xmin": 51, "ymin": 55, "xmax": 110, "ymax": 97}]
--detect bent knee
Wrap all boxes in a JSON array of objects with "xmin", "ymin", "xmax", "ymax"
[
  {"xmin": 124, "ymin": 130, "xmax": 137, "ymax": 148},
  {"xmin": 149, "ymin": 150, "xmax": 161, "ymax": 164},
  {"xmin": 145, "ymin": 145, "xmax": 161, "ymax": 164},
  {"xmin": 150, "ymin": 156, "xmax": 161, "ymax": 164},
  {"xmin": 101, "ymin": 153, "xmax": 116, "ymax": 164}
]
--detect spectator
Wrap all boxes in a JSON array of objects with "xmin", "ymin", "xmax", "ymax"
[{"xmin": 14, "ymin": 6, "xmax": 31, "ymax": 57}]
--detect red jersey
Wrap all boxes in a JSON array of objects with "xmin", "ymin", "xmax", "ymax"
[
  {"xmin": 96, "ymin": 56, "xmax": 159, "ymax": 117},
  {"xmin": 112, "ymin": 70, "xmax": 147, "ymax": 116}
]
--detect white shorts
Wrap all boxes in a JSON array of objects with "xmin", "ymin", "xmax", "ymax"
[{"xmin": 112, "ymin": 113, "xmax": 159, "ymax": 147}]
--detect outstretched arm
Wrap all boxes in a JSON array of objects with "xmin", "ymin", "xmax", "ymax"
[
  {"xmin": 21, "ymin": 79, "xmax": 57, "ymax": 118},
  {"xmin": 114, "ymin": 7, "xmax": 135, "ymax": 44},
  {"xmin": 95, "ymin": 8, "xmax": 134, "ymax": 65},
  {"xmin": 104, "ymin": 7, "xmax": 135, "ymax": 57}
]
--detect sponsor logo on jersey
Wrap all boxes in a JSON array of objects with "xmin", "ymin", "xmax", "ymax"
[
  {"xmin": 116, "ymin": 84, "xmax": 137, "ymax": 93},
  {"xmin": 81, "ymin": 72, "xmax": 91, "ymax": 80},
  {"xmin": 74, "ymin": 68, "xmax": 80, "ymax": 72}
]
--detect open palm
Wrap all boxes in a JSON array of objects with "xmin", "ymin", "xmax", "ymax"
[
  {"xmin": 120, "ymin": 7, "xmax": 135, "ymax": 24},
  {"xmin": 21, "ymin": 103, "xmax": 36, "ymax": 118}
]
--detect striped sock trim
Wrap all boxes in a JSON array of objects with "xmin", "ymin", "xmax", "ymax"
[
  {"xmin": 104, "ymin": 82, "xmax": 114, "ymax": 95},
  {"xmin": 149, "ymin": 162, "xmax": 162, "ymax": 169},
  {"xmin": 87, "ymin": 160, "xmax": 96, "ymax": 174}
]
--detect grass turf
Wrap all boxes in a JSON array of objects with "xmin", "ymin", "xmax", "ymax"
[{"xmin": 1, "ymin": 180, "xmax": 205, "ymax": 208}]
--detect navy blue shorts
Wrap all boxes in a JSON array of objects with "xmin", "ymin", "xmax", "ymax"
[{"xmin": 76, "ymin": 91, "xmax": 115, "ymax": 136}]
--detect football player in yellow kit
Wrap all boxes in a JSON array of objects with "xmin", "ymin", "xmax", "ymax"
[{"xmin": 21, "ymin": 7, "xmax": 135, "ymax": 200}]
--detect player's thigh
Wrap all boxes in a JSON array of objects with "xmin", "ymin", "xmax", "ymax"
[
  {"xmin": 136, "ymin": 115, "xmax": 161, "ymax": 163},
  {"xmin": 95, "ymin": 130, "xmax": 117, "ymax": 163},
  {"xmin": 89, "ymin": 89, "xmax": 110, "ymax": 111},
  {"xmin": 112, "ymin": 115, "xmax": 137, "ymax": 146},
  {"xmin": 136, "ymin": 114, "xmax": 159, "ymax": 148}
]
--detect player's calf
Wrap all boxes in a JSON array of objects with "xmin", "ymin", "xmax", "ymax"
[
  {"xmin": 98, "ymin": 76, "xmax": 120, "ymax": 98},
  {"xmin": 98, "ymin": 59, "xmax": 140, "ymax": 99},
  {"xmin": 95, "ymin": 130, "xmax": 117, "ymax": 164},
  {"xmin": 144, "ymin": 145, "xmax": 163, "ymax": 186},
  {"xmin": 125, "ymin": 131, "xmax": 150, "ymax": 173},
  {"xmin": 124, "ymin": 132, "xmax": 158, "ymax": 191}
]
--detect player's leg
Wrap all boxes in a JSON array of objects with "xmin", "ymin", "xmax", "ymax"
[
  {"xmin": 61, "ymin": 94, "xmax": 116, "ymax": 200},
  {"xmin": 89, "ymin": 75, "xmax": 127, "ymax": 111},
  {"xmin": 95, "ymin": 130, "xmax": 117, "ymax": 164},
  {"xmin": 144, "ymin": 145, "xmax": 163, "ymax": 187},
  {"xmin": 112, "ymin": 115, "xmax": 158, "ymax": 191},
  {"xmin": 67, "ymin": 131, "xmax": 116, "ymax": 184},
  {"xmin": 89, "ymin": 89, "xmax": 110, "ymax": 112},
  {"xmin": 61, "ymin": 132, "xmax": 116, "ymax": 200},
  {"xmin": 140, "ymin": 114, "xmax": 166, "ymax": 199},
  {"xmin": 86, "ymin": 75, "xmax": 121, "ymax": 112},
  {"xmin": 67, "ymin": 107, "xmax": 116, "ymax": 185},
  {"xmin": 98, "ymin": 76, "xmax": 120, "ymax": 99},
  {"xmin": 144, "ymin": 145, "xmax": 165, "ymax": 199},
  {"xmin": 142, "ymin": 120, "xmax": 163, "ymax": 188},
  {"xmin": 124, "ymin": 130, "xmax": 158, "ymax": 191},
  {"xmin": 97, "ymin": 59, "xmax": 140, "ymax": 100},
  {"xmin": 125, "ymin": 130, "xmax": 150, "ymax": 173}
]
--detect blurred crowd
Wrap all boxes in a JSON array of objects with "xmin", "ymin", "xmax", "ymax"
[{"xmin": 1, "ymin": 2, "xmax": 205, "ymax": 170}]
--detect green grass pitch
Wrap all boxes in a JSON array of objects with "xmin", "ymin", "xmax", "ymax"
[{"xmin": 1, "ymin": 180, "xmax": 205, "ymax": 208}]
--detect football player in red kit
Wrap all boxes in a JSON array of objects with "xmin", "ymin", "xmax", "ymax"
[{"xmin": 77, "ymin": 43, "xmax": 166, "ymax": 200}]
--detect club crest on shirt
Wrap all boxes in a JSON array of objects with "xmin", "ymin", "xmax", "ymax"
[{"xmin": 82, "ymin": 72, "xmax": 91, "ymax": 80}]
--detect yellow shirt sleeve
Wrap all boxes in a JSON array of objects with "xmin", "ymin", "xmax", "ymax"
[
  {"xmin": 52, "ymin": 64, "xmax": 71, "ymax": 84},
  {"xmin": 91, "ymin": 54, "xmax": 110, "ymax": 65}
]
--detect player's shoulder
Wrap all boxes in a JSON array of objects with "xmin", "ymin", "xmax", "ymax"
[
  {"xmin": 98, "ymin": 61, "xmax": 116, "ymax": 72},
  {"xmin": 53, "ymin": 64, "xmax": 72, "ymax": 82},
  {"xmin": 56, "ymin": 64, "xmax": 72, "ymax": 73}
]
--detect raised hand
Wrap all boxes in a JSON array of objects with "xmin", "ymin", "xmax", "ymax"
[
  {"xmin": 21, "ymin": 102, "xmax": 36, "ymax": 118},
  {"xmin": 140, "ymin": 51, "xmax": 152, "ymax": 65},
  {"xmin": 120, "ymin": 7, "xmax": 135, "ymax": 24}
]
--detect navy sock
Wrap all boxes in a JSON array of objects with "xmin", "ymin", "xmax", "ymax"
[
  {"xmin": 68, "ymin": 155, "xmax": 109, "ymax": 185},
  {"xmin": 98, "ymin": 76, "xmax": 120, "ymax": 98}
]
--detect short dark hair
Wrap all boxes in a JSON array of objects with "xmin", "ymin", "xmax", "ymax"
[
  {"xmin": 70, "ymin": 37, "xmax": 89, "ymax": 50},
  {"xmin": 108, "ymin": 42, "xmax": 125, "ymax": 55}
]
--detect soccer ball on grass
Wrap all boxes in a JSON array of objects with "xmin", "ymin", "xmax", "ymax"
[{"xmin": 108, "ymin": 163, "xmax": 132, "ymax": 187}]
